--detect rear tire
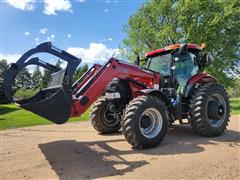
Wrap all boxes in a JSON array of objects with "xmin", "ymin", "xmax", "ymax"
[
  {"xmin": 90, "ymin": 97, "xmax": 121, "ymax": 134},
  {"xmin": 189, "ymin": 83, "xmax": 230, "ymax": 136},
  {"xmin": 122, "ymin": 95, "xmax": 168, "ymax": 149}
]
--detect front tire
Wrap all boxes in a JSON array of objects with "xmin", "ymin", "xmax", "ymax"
[
  {"xmin": 90, "ymin": 97, "xmax": 121, "ymax": 134},
  {"xmin": 122, "ymin": 95, "xmax": 168, "ymax": 149},
  {"xmin": 189, "ymin": 83, "xmax": 230, "ymax": 136}
]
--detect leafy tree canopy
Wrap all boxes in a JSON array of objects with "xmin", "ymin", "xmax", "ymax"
[
  {"xmin": 32, "ymin": 66, "xmax": 43, "ymax": 89},
  {"xmin": 15, "ymin": 67, "xmax": 32, "ymax": 88},
  {"xmin": 123, "ymin": 0, "xmax": 240, "ymax": 86},
  {"xmin": 74, "ymin": 63, "xmax": 88, "ymax": 81},
  {"xmin": 0, "ymin": 60, "xmax": 9, "ymax": 103},
  {"xmin": 0, "ymin": 59, "xmax": 8, "ymax": 78}
]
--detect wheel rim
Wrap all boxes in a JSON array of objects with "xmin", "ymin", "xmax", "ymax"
[
  {"xmin": 139, "ymin": 108, "xmax": 163, "ymax": 139},
  {"xmin": 207, "ymin": 93, "xmax": 227, "ymax": 128},
  {"xmin": 102, "ymin": 109, "xmax": 120, "ymax": 127}
]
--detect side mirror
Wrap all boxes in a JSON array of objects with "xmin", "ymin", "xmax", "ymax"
[
  {"xmin": 202, "ymin": 52, "xmax": 214, "ymax": 66},
  {"xmin": 179, "ymin": 43, "xmax": 188, "ymax": 55},
  {"xmin": 134, "ymin": 52, "xmax": 140, "ymax": 66}
]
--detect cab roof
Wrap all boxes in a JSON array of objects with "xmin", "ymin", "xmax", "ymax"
[{"xmin": 145, "ymin": 44, "xmax": 202, "ymax": 57}]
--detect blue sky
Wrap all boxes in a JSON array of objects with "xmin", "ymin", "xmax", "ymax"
[{"xmin": 1, "ymin": 0, "xmax": 146, "ymax": 65}]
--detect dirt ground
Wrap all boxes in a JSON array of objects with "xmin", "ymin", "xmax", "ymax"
[{"xmin": 1, "ymin": 115, "xmax": 239, "ymax": 180}]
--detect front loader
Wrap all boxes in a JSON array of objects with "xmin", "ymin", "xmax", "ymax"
[{"xmin": 3, "ymin": 42, "xmax": 230, "ymax": 149}]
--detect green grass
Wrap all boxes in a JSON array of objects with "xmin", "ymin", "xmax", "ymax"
[
  {"xmin": 0, "ymin": 104, "xmax": 90, "ymax": 130},
  {"xmin": 230, "ymin": 97, "xmax": 240, "ymax": 115},
  {"xmin": 0, "ymin": 97, "xmax": 239, "ymax": 130}
]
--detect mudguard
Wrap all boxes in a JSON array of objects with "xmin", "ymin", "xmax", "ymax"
[
  {"xmin": 184, "ymin": 73, "xmax": 217, "ymax": 97},
  {"xmin": 139, "ymin": 89, "xmax": 173, "ymax": 110}
]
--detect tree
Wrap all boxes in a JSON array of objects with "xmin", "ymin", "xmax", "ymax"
[
  {"xmin": 1, "ymin": 59, "xmax": 32, "ymax": 89},
  {"xmin": 42, "ymin": 60, "xmax": 63, "ymax": 88},
  {"xmin": 0, "ymin": 60, "xmax": 9, "ymax": 103},
  {"xmin": 55, "ymin": 59, "xmax": 62, "ymax": 68},
  {"xmin": 123, "ymin": 0, "xmax": 240, "ymax": 87},
  {"xmin": 74, "ymin": 63, "xmax": 88, "ymax": 81},
  {"xmin": 42, "ymin": 69, "xmax": 51, "ymax": 88},
  {"xmin": 0, "ymin": 77, "xmax": 9, "ymax": 103},
  {"xmin": 228, "ymin": 78, "xmax": 240, "ymax": 97},
  {"xmin": 0, "ymin": 59, "xmax": 8, "ymax": 78},
  {"xmin": 32, "ymin": 66, "xmax": 43, "ymax": 89},
  {"xmin": 15, "ymin": 68, "xmax": 32, "ymax": 88}
]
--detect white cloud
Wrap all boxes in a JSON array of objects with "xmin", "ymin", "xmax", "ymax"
[
  {"xmin": 100, "ymin": 37, "xmax": 113, "ymax": 42},
  {"xmin": 45, "ymin": 37, "xmax": 51, "ymax": 42},
  {"xmin": 34, "ymin": 34, "xmax": 55, "ymax": 45},
  {"xmin": 6, "ymin": 0, "xmax": 74, "ymax": 15},
  {"xmin": 6, "ymin": 0, "xmax": 36, "ymax": 11},
  {"xmin": 34, "ymin": 37, "xmax": 41, "ymax": 44},
  {"xmin": 39, "ymin": 28, "xmax": 48, "ymax": 34},
  {"xmin": 67, "ymin": 43, "xmax": 120, "ymax": 65},
  {"xmin": 0, "ymin": 53, "xmax": 21, "ymax": 64},
  {"xmin": 43, "ymin": 0, "xmax": 72, "ymax": 15},
  {"xmin": 24, "ymin": 31, "xmax": 30, "ymax": 36},
  {"xmin": 104, "ymin": 8, "xmax": 109, "ymax": 13},
  {"xmin": 67, "ymin": 33, "xmax": 72, "ymax": 38},
  {"xmin": 76, "ymin": 0, "xmax": 85, "ymax": 2},
  {"xmin": 46, "ymin": 34, "xmax": 55, "ymax": 42},
  {"xmin": 104, "ymin": 0, "xmax": 118, "ymax": 3}
]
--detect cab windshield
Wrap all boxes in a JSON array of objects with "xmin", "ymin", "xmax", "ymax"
[{"xmin": 147, "ymin": 54, "xmax": 171, "ymax": 75}]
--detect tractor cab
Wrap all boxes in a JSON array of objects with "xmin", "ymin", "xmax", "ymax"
[
  {"xmin": 143, "ymin": 43, "xmax": 215, "ymax": 120},
  {"xmin": 145, "ymin": 44, "xmax": 212, "ymax": 95}
]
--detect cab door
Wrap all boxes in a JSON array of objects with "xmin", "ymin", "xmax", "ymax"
[{"xmin": 173, "ymin": 51, "xmax": 199, "ymax": 93}]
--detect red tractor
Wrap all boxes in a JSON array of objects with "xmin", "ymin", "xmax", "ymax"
[{"xmin": 4, "ymin": 42, "xmax": 230, "ymax": 149}]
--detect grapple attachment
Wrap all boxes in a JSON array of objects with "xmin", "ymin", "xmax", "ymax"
[{"xmin": 3, "ymin": 42, "xmax": 81, "ymax": 124}]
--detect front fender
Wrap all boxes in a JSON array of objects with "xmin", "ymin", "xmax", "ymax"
[{"xmin": 139, "ymin": 89, "xmax": 173, "ymax": 110}]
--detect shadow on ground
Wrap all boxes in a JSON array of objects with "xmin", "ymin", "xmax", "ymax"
[
  {"xmin": 0, "ymin": 105, "xmax": 19, "ymax": 119},
  {"xmin": 39, "ymin": 125, "xmax": 240, "ymax": 179}
]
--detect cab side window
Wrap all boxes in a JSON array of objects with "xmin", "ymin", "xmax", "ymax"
[{"xmin": 174, "ymin": 52, "xmax": 199, "ymax": 92}]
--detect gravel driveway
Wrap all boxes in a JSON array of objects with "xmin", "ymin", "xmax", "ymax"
[{"xmin": 1, "ymin": 115, "xmax": 239, "ymax": 179}]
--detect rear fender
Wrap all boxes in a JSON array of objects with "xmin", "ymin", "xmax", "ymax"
[
  {"xmin": 184, "ymin": 73, "xmax": 217, "ymax": 97},
  {"xmin": 139, "ymin": 89, "xmax": 173, "ymax": 110}
]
